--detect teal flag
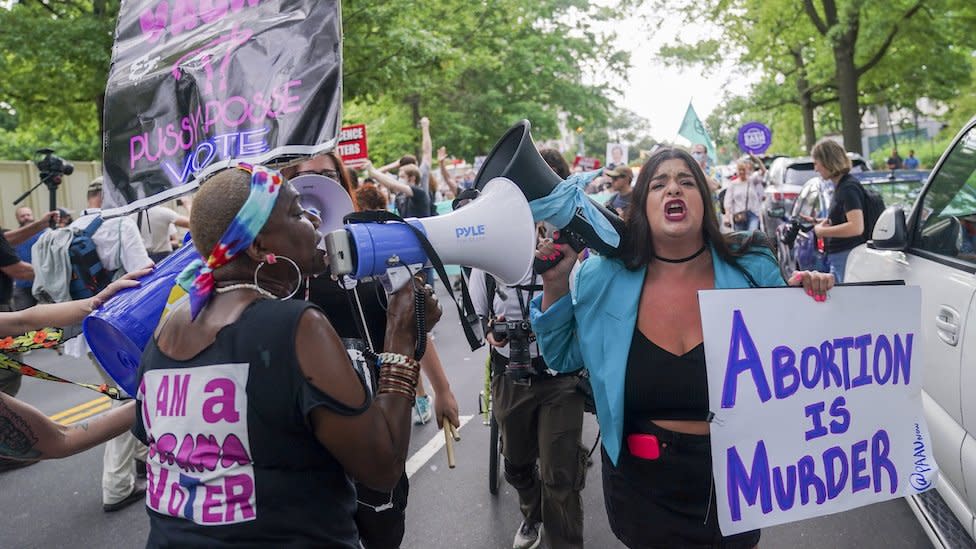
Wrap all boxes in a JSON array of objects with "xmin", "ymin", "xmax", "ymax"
[{"xmin": 678, "ymin": 102, "xmax": 716, "ymax": 163}]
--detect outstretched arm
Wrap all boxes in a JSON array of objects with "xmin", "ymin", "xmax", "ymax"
[
  {"xmin": 438, "ymin": 147, "xmax": 459, "ymax": 197},
  {"xmin": 366, "ymin": 161, "xmax": 413, "ymax": 197},
  {"xmin": 420, "ymin": 117, "xmax": 432, "ymax": 169},
  {"xmin": 0, "ymin": 267, "xmax": 152, "ymax": 336},
  {"xmin": 4, "ymin": 211, "xmax": 59, "ymax": 246},
  {"xmin": 0, "ymin": 394, "xmax": 136, "ymax": 460}
]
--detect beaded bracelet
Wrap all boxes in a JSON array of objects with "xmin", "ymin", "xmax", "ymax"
[{"xmin": 376, "ymin": 353, "xmax": 421, "ymax": 400}]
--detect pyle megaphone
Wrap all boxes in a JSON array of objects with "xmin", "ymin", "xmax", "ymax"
[
  {"xmin": 325, "ymin": 177, "xmax": 535, "ymax": 292},
  {"xmin": 291, "ymin": 174, "xmax": 355, "ymax": 236},
  {"xmin": 475, "ymin": 119, "xmax": 625, "ymax": 256}
]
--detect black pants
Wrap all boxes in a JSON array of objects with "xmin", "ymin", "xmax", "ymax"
[
  {"xmin": 491, "ymin": 351, "xmax": 586, "ymax": 549},
  {"xmin": 601, "ymin": 420, "xmax": 760, "ymax": 549},
  {"xmin": 355, "ymin": 473, "xmax": 409, "ymax": 549}
]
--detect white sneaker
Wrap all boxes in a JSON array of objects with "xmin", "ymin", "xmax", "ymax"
[
  {"xmin": 412, "ymin": 395, "xmax": 432, "ymax": 425},
  {"xmin": 513, "ymin": 521, "xmax": 542, "ymax": 549}
]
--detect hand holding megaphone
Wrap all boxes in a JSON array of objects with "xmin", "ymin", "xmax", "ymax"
[
  {"xmin": 534, "ymin": 238, "xmax": 578, "ymax": 282},
  {"xmin": 386, "ymin": 275, "xmax": 442, "ymax": 347}
]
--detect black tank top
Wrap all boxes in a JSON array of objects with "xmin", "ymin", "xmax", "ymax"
[
  {"xmin": 133, "ymin": 299, "xmax": 368, "ymax": 548},
  {"xmin": 624, "ymin": 328, "xmax": 710, "ymax": 423}
]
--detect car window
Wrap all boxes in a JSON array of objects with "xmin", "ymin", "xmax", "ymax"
[
  {"xmin": 913, "ymin": 127, "xmax": 976, "ymax": 264},
  {"xmin": 792, "ymin": 181, "xmax": 820, "ymax": 218},
  {"xmin": 869, "ymin": 181, "xmax": 924, "ymax": 214},
  {"xmin": 785, "ymin": 163, "xmax": 817, "ymax": 186}
]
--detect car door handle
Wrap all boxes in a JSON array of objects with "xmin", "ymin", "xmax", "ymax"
[{"xmin": 935, "ymin": 306, "xmax": 961, "ymax": 346}]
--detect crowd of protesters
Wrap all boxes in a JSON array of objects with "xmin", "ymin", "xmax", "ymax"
[{"xmin": 0, "ymin": 116, "xmax": 870, "ymax": 549}]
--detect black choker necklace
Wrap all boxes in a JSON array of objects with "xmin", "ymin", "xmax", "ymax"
[{"xmin": 653, "ymin": 244, "xmax": 707, "ymax": 264}]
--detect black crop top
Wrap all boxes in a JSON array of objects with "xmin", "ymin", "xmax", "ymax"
[{"xmin": 624, "ymin": 328, "xmax": 710, "ymax": 423}]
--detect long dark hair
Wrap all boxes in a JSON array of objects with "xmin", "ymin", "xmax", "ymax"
[{"xmin": 619, "ymin": 147, "xmax": 770, "ymax": 271}]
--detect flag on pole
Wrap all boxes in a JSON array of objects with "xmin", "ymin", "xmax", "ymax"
[{"xmin": 678, "ymin": 102, "xmax": 716, "ymax": 163}]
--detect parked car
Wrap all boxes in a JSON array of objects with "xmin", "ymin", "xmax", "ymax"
[
  {"xmin": 846, "ymin": 115, "xmax": 976, "ymax": 548},
  {"xmin": 763, "ymin": 153, "xmax": 871, "ymax": 239}
]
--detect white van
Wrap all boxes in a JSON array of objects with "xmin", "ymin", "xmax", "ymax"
[{"xmin": 846, "ymin": 116, "xmax": 976, "ymax": 548}]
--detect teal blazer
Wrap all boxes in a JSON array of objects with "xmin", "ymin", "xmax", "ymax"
[{"xmin": 529, "ymin": 244, "xmax": 785, "ymax": 465}]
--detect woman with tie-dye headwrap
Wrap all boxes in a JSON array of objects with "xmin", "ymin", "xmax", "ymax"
[{"xmin": 132, "ymin": 164, "xmax": 441, "ymax": 547}]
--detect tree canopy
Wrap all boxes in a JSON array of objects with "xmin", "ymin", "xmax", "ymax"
[
  {"xmin": 0, "ymin": 0, "xmax": 631, "ymax": 162},
  {"xmin": 656, "ymin": 0, "xmax": 976, "ymax": 155}
]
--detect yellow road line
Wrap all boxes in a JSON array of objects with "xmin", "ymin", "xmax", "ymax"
[
  {"xmin": 57, "ymin": 401, "xmax": 113, "ymax": 425},
  {"xmin": 48, "ymin": 396, "xmax": 110, "ymax": 421}
]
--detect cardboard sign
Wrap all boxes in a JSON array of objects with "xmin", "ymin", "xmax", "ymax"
[
  {"xmin": 101, "ymin": 0, "xmax": 342, "ymax": 209},
  {"xmin": 699, "ymin": 285, "xmax": 935, "ymax": 535},
  {"xmin": 337, "ymin": 124, "xmax": 368, "ymax": 168}
]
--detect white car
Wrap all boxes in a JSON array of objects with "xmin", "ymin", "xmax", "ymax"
[{"xmin": 846, "ymin": 116, "xmax": 976, "ymax": 548}]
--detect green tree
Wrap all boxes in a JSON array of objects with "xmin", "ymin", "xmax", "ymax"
[
  {"xmin": 0, "ymin": 0, "xmax": 630, "ymax": 163},
  {"xmin": 656, "ymin": 0, "xmax": 976, "ymax": 154},
  {"xmin": 0, "ymin": 0, "xmax": 116, "ymax": 159},
  {"xmin": 342, "ymin": 0, "xmax": 629, "ymax": 160}
]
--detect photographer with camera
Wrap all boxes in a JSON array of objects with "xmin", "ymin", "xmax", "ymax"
[{"xmin": 470, "ymin": 248, "xmax": 586, "ymax": 549}]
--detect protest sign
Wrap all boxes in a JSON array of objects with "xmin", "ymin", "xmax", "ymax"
[
  {"xmin": 606, "ymin": 143, "xmax": 628, "ymax": 167},
  {"xmin": 338, "ymin": 125, "xmax": 368, "ymax": 168},
  {"xmin": 737, "ymin": 122, "xmax": 772, "ymax": 155},
  {"xmin": 572, "ymin": 156, "xmax": 602, "ymax": 170},
  {"xmin": 101, "ymin": 0, "xmax": 342, "ymax": 212},
  {"xmin": 699, "ymin": 285, "xmax": 935, "ymax": 535}
]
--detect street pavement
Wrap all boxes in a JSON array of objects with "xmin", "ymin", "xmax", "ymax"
[{"xmin": 0, "ymin": 283, "xmax": 934, "ymax": 548}]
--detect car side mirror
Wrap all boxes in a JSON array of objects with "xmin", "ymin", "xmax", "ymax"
[{"xmin": 869, "ymin": 206, "xmax": 908, "ymax": 250}]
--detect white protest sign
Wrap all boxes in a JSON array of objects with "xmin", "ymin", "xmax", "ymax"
[{"xmin": 699, "ymin": 285, "xmax": 935, "ymax": 535}]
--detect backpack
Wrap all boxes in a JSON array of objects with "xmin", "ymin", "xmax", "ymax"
[
  {"xmin": 67, "ymin": 217, "xmax": 114, "ymax": 299},
  {"xmin": 858, "ymin": 184, "xmax": 886, "ymax": 242}
]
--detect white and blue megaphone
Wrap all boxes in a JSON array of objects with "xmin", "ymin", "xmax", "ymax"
[
  {"xmin": 83, "ymin": 174, "xmax": 355, "ymax": 396},
  {"xmin": 325, "ymin": 177, "xmax": 536, "ymax": 292}
]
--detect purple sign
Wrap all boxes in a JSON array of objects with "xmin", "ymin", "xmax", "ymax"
[{"xmin": 737, "ymin": 122, "xmax": 772, "ymax": 154}]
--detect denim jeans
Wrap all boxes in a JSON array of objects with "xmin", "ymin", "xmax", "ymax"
[{"xmin": 829, "ymin": 248, "xmax": 853, "ymax": 283}]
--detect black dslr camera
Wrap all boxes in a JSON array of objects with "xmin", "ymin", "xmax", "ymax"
[
  {"xmin": 15, "ymin": 149, "xmax": 76, "ymax": 226},
  {"xmin": 782, "ymin": 218, "xmax": 814, "ymax": 248},
  {"xmin": 36, "ymin": 148, "xmax": 74, "ymax": 182},
  {"xmin": 491, "ymin": 319, "xmax": 537, "ymax": 380}
]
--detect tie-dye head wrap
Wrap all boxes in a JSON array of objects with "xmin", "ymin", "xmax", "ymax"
[{"xmin": 177, "ymin": 163, "xmax": 284, "ymax": 320}]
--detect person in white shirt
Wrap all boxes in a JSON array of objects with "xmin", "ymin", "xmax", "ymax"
[
  {"xmin": 67, "ymin": 177, "xmax": 152, "ymax": 512},
  {"xmin": 131, "ymin": 204, "xmax": 189, "ymax": 262}
]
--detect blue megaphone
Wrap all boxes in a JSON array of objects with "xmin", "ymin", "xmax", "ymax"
[{"xmin": 83, "ymin": 241, "xmax": 200, "ymax": 396}]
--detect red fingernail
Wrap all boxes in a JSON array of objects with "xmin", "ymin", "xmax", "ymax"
[{"xmin": 806, "ymin": 289, "xmax": 813, "ymax": 296}]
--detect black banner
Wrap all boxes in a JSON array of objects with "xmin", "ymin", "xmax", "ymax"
[{"xmin": 101, "ymin": 0, "xmax": 342, "ymax": 210}]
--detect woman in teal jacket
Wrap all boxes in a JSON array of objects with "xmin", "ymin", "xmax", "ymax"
[{"xmin": 530, "ymin": 148, "xmax": 833, "ymax": 548}]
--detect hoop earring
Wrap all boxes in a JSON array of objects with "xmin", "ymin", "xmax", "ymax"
[{"xmin": 253, "ymin": 254, "xmax": 303, "ymax": 300}]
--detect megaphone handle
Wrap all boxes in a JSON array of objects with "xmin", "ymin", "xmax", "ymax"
[
  {"xmin": 533, "ymin": 252, "xmax": 564, "ymax": 275},
  {"xmin": 534, "ymin": 229, "xmax": 585, "ymax": 275}
]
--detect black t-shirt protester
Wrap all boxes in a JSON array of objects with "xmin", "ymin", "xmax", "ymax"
[
  {"xmin": 0, "ymin": 234, "xmax": 22, "ymax": 306},
  {"xmin": 825, "ymin": 173, "xmax": 867, "ymax": 254},
  {"xmin": 395, "ymin": 164, "xmax": 433, "ymax": 219},
  {"xmin": 133, "ymin": 300, "xmax": 369, "ymax": 548}
]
